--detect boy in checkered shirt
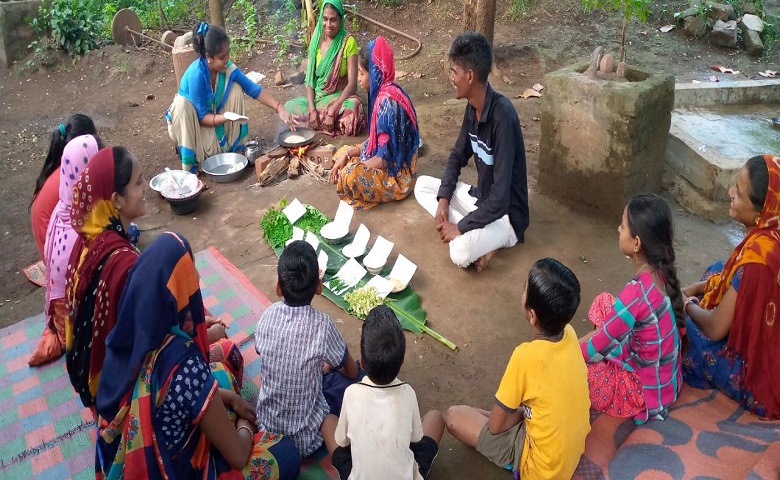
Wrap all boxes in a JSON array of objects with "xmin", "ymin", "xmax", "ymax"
[{"xmin": 255, "ymin": 240, "xmax": 359, "ymax": 456}]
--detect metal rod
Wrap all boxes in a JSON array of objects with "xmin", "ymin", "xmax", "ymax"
[
  {"xmin": 126, "ymin": 26, "xmax": 173, "ymax": 50},
  {"xmin": 344, "ymin": 9, "xmax": 422, "ymax": 60}
]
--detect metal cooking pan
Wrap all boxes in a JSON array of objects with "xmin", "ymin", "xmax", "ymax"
[{"xmin": 276, "ymin": 128, "xmax": 317, "ymax": 148}]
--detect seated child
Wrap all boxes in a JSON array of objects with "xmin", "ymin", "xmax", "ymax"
[
  {"xmin": 580, "ymin": 193, "xmax": 683, "ymax": 423},
  {"xmin": 446, "ymin": 258, "xmax": 591, "ymax": 479},
  {"xmin": 330, "ymin": 305, "xmax": 445, "ymax": 480},
  {"xmin": 255, "ymin": 240, "xmax": 359, "ymax": 456}
]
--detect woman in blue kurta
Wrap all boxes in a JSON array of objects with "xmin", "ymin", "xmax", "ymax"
[{"xmin": 167, "ymin": 23, "xmax": 298, "ymax": 172}]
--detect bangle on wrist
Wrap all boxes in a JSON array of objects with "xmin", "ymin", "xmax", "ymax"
[
  {"xmin": 684, "ymin": 296, "xmax": 699, "ymax": 311},
  {"xmin": 237, "ymin": 425, "xmax": 254, "ymax": 437}
]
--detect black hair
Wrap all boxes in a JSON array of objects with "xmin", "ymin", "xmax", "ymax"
[
  {"xmin": 525, "ymin": 258, "xmax": 580, "ymax": 337},
  {"xmin": 277, "ymin": 240, "xmax": 319, "ymax": 306},
  {"xmin": 113, "ymin": 146, "xmax": 135, "ymax": 196},
  {"xmin": 626, "ymin": 193, "xmax": 684, "ymax": 328},
  {"xmin": 192, "ymin": 23, "xmax": 229, "ymax": 58},
  {"xmin": 32, "ymin": 114, "xmax": 100, "ymax": 203},
  {"xmin": 745, "ymin": 155, "xmax": 769, "ymax": 213},
  {"xmin": 448, "ymin": 31, "xmax": 492, "ymax": 83},
  {"xmin": 358, "ymin": 43, "xmax": 369, "ymax": 71},
  {"xmin": 361, "ymin": 305, "xmax": 405, "ymax": 385}
]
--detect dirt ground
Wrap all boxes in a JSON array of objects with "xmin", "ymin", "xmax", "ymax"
[{"xmin": 0, "ymin": 0, "xmax": 774, "ymax": 477}]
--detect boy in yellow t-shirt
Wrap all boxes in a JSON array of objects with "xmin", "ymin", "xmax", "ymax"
[{"xmin": 446, "ymin": 258, "xmax": 591, "ymax": 479}]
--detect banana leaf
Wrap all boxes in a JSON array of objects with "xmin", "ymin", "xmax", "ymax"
[{"xmin": 263, "ymin": 203, "xmax": 457, "ymax": 351}]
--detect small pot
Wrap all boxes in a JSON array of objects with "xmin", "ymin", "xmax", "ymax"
[
  {"xmin": 244, "ymin": 140, "xmax": 260, "ymax": 165},
  {"xmin": 170, "ymin": 195, "xmax": 200, "ymax": 215}
]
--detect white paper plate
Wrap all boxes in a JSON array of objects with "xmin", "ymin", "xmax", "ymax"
[
  {"xmin": 283, "ymin": 198, "xmax": 307, "ymax": 225},
  {"xmin": 320, "ymin": 222, "xmax": 348, "ymax": 240},
  {"xmin": 365, "ymin": 275, "xmax": 394, "ymax": 298},
  {"xmin": 305, "ymin": 231, "xmax": 320, "ymax": 251},
  {"xmin": 318, "ymin": 250, "xmax": 328, "ymax": 279},
  {"xmin": 342, "ymin": 243, "xmax": 366, "ymax": 258},
  {"xmin": 284, "ymin": 226, "xmax": 305, "ymax": 247},
  {"xmin": 363, "ymin": 235, "xmax": 394, "ymax": 270}
]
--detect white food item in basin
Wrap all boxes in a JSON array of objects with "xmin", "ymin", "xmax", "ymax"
[{"xmin": 161, "ymin": 172, "xmax": 199, "ymax": 199}]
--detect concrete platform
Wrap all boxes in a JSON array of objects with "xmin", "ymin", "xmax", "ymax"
[
  {"xmin": 0, "ymin": 0, "xmax": 42, "ymax": 68},
  {"xmin": 665, "ymin": 80, "xmax": 780, "ymax": 219}
]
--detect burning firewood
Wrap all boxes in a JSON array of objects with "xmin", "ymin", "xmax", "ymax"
[
  {"xmin": 257, "ymin": 156, "xmax": 289, "ymax": 186},
  {"xmin": 288, "ymin": 155, "xmax": 301, "ymax": 178},
  {"xmin": 301, "ymin": 157, "xmax": 327, "ymax": 183},
  {"xmin": 266, "ymin": 146, "xmax": 289, "ymax": 159},
  {"xmin": 256, "ymin": 142, "xmax": 333, "ymax": 186}
]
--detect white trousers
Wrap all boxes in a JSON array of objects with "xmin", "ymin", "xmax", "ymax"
[{"xmin": 414, "ymin": 175, "xmax": 518, "ymax": 268}]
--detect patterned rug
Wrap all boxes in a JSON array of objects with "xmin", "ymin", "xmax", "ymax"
[
  {"xmin": 573, "ymin": 384, "xmax": 780, "ymax": 479},
  {"xmin": 0, "ymin": 247, "xmax": 338, "ymax": 479}
]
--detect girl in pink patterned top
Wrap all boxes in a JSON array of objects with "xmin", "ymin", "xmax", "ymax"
[{"xmin": 580, "ymin": 194, "xmax": 684, "ymax": 423}]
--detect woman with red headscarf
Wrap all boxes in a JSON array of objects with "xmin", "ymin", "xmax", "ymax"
[
  {"xmin": 65, "ymin": 146, "xmax": 145, "ymax": 410},
  {"xmin": 328, "ymin": 36, "xmax": 419, "ymax": 210},
  {"xmin": 682, "ymin": 154, "xmax": 780, "ymax": 419}
]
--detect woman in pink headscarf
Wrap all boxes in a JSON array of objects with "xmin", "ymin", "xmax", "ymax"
[{"xmin": 29, "ymin": 134, "xmax": 102, "ymax": 366}]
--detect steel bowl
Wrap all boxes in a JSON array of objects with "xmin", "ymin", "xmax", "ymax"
[
  {"xmin": 150, "ymin": 169, "xmax": 196, "ymax": 195},
  {"xmin": 202, "ymin": 153, "xmax": 248, "ymax": 183}
]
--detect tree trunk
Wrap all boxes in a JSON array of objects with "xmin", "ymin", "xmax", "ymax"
[
  {"xmin": 462, "ymin": 0, "xmax": 496, "ymax": 46},
  {"xmin": 209, "ymin": 0, "xmax": 225, "ymax": 28},
  {"xmin": 304, "ymin": 0, "xmax": 316, "ymax": 41}
]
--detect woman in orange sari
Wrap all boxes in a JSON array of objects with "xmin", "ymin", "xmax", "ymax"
[
  {"xmin": 284, "ymin": 0, "xmax": 364, "ymax": 136},
  {"xmin": 328, "ymin": 36, "xmax": 418, "ymax": 210},
  {"xmin": 682, "ymin": 154, "xmax": 780, "ymax": 419}
]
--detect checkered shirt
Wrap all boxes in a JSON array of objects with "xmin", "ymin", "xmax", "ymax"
[{"xmin": 255, "ymin": 301, "xmax": 348, "ymax": 455}]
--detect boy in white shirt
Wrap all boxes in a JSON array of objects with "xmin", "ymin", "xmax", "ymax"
[{"xmin": 329, "ymin": 305, "xmax": 444, "ymax": 479}]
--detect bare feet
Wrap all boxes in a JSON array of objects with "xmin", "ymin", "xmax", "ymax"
[{"xmin": 474, "ymin": 251, "xmax": 496, "ymax": 272}]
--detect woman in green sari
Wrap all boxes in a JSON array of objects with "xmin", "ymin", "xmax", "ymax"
[{"xmin": 285, "ymin": 0, "xmax": 365, "ymax": 137}]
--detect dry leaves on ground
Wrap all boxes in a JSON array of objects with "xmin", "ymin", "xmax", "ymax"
[{"xmin": 710, "ymin": 65, "xmax": 740, "ymax": 74}]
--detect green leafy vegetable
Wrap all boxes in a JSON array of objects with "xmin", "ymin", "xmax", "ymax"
[
  {"xmin": 344, "ymin": 286, "xmax": 384, "ymax": 319},
  {"xmin": 260, "ymin": 199, "xmax": 330, "ymax": 249},
  {"xmin": 297, "ymin": 205, "xmax": 329, "ymax": 233},
  {"xmin": 327, "ymin": 278, "xmax": 346, "ymax": 292},
  {"xmin": 260, "ymin": 198, "xmax": 292, "ymax": 249}
]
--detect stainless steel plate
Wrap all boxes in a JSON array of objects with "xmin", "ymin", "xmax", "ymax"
[{"xmin": 149, "ymin": 169, "xmax": 196, "ymax": 194}]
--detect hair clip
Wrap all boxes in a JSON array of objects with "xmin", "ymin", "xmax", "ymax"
[
  {"xmin": 58, "ymin": 123, "xmax": 66, "ymax": 138},
  {"xmin": 197, "ymin": 22, "xmax": 209, "ymax": 36}
]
